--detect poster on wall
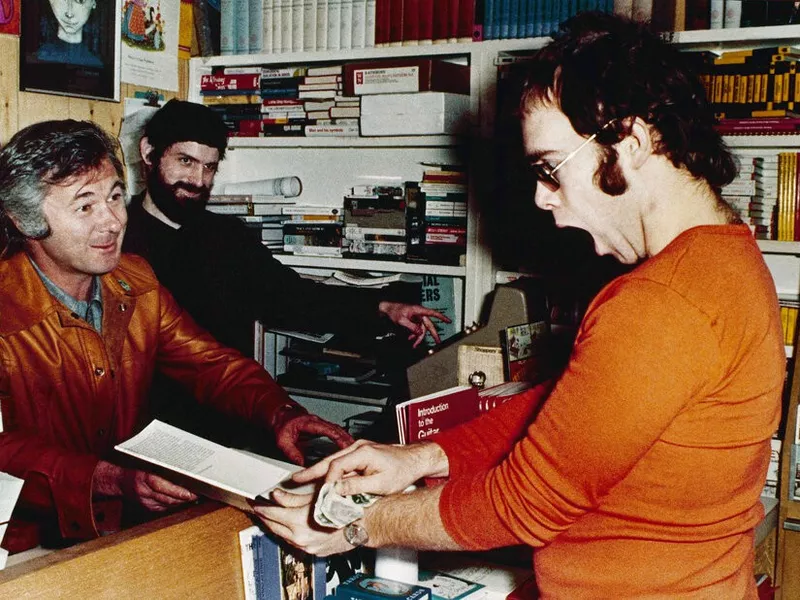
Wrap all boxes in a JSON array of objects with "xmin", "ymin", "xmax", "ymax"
[
  {"xmin": 121, "ymin": 0, "xmax": 180, "ymax": 92},
  {"xmin": 0, "ymin": 1, "xmax": 20, "ymax": 35},
  {"xmin": 20, "ymin": 0, "xmax": 122, "ymax": 101}
]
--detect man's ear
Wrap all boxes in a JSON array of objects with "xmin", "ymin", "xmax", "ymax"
[
  {"xmin": 140, "ymin": 137, "xmax": 155, "ymax": 167},
  {"xmin": 622, "ymin": 117, "xmax": 654, "ymax": 170}
]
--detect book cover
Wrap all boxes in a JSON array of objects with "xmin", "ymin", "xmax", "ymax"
[
  {"xmin": 500, "ymin": 320, "xmax": 551, "ymax": 383},
  {"xmin": 303, "ymin": 0, "xmax": 318, "ymax": 50},
  {"xmin": 114, "ymin": 420, "xmax": 303, "ymax": 511},
  {"xmin": 403, "ymin": 0, "xmax": 421, "ymax": 44},
  {"xmin": 239, "ymin": 525, "xmax": 327, "ymax": 600},
  {"xmin": 337, "ymin": 573, "xmax": 431, "ymax": 600},
  {"xmin": 395, "ymin": 385, "xmax": 480, "ymax": 444},
  {"xmin": 388, "ymin": 0, "xmax": 405, "ymax": 46},
  {"xmin": 343, "ymin": 58, "xmax": 469, "ymax": 96},
  {"xmin": 417, "ymin": 569, "xmax": 485, "ymax": 599},
  {"xmin": 341, "ymin": 0, "xmax": 355, "ymax": 49}
]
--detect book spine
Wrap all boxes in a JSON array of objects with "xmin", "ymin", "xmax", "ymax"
[
  {"xmin": 388, "ymin": 0, "xmax": 405, "ymax": 46},
  {"xmin": 432, "ymin": 0, "xmax": 449, "ymax": 43},
  {"xmin": 709, "ymin": 0, "xmax": 724, "ymax": 29},
  {"xmin": 448, "ymin": 0, "xmax": 460, "ymax": 42},
  {"xmin": 723, "ymin": 0, "xmax": 742, "ymax": 29},
  {"xmin": 403, "ymin": 0, "xmax": 420, "ymax": 45},
  {"xmin": 291, "ymin": 0, "xmax": 304, "ymax": 51},
  {"xmin": 418, "ymin": 0, "xmax": 434, "ymax": 43},
  {"xmin": 262, "ymin": 0, "xmax": 274, "ymax": 52},
  {"xmin": 353, "ymin": 0, "xmax": 367, "ymax": 48},
  {"xmin": 375, "ymin": 0, "xmax": 390, "ymax": 45},
  {"xmin": 508, "ymin": 0, "xmax": 518, "ymax": 39},
  {"xmin": 457, "ymin": 0, "xmax": 475, "ymax": 42},
  {"xmin": 272, "ymin": 0, "xmax": 283, "ymax": 52},
  {"xmin": 249, "ymin": 0, "xmax": 265, "ymax": 52},
  {"xmin": 366, "ymin": 0, "xmax": 377, "ymax": 46},
  {"xmin": 221, "ymin": 0, "xmax": 236, "ymax": 54},
  {"xmin": 316, "ymin": 0, "xmax": 328, "ymax": 48},
  {"xmin": 327, "ymin": 0, "xmax": 342, "ymax": 49},
  {"xmin": 303, "ymin": 0, "xmax": 317, "ymax": 50},
  {"xmin": 483, "ymin": 0, "xmax": 494, "ymax": 39},
  {"xmin": 340, "ymin": 0, "xmax": 354, "ymax": 49},
  {"xmin": 234, "ymin": 0, "xmax": 250, "ymax": 52}
]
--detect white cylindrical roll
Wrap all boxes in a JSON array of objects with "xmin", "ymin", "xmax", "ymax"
[
  {"xmin": 374, "ymin": 546, "xmax": 419, "ymax": 585},
  {"xmin": 221, "ymin": 176, "xmax": 302, "ymax": 198}
]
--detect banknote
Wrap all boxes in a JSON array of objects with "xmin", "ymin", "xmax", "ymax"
[{"xmin": 313, "ymin": 482, "xmax": 378, "ymax": 529}]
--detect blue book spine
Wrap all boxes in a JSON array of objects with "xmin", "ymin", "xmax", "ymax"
[
  {"xmin": 492, "ymin": 0, "xmax": 502, "ymax": 38},
  {"xmin": 533, "ymin": 0, "xmax": 543, "ymax": 37},
  {"xmin": 517, "ymin": 0, "xmax": 527, "ymax": 37},
  {"xmin": 559, "ymin": 0, "xmax": 569, "ymax": 25},
  {"xmin": 220, "ymin": 0, "xmax": 236, "ymax": 54},
  {"xmin": 484, "ymin": 0, "xmax": 495, "ymax": 39},
  {"xmin": 234, "ymin": 0, "xmax": 251, "ymax": 53},
  {"xmin": 249, "ymin": 0, "xmax": 265, "ymax": 53},
  {"xmin": 499, "ymin": 0, "xmax": 510, "ymax": 38},
  {"xmin": 509, "ymin": 0, "xmax": 519, "ymax": 37},
  {"xmin": 252, "ymin": 533, "xmax": 280, "ymax": 599},
  {"xmin": 525, "ymin": 0, "xmax": 535, "ymax": 36}
]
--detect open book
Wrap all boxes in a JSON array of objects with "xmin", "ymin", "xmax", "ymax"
[{"xmin": 114, "ymin": 420, "xmax": 304, "ymax": 511}]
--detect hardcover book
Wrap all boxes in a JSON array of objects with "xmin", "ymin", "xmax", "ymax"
[
  {"xmin": 500, "ymin": 320, "xmax": 551, "ymax": 383},
  {"xmin": 343, "ymin": 58, "xmax": 470, "ymax": 96}
]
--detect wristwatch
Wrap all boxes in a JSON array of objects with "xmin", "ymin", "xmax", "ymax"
[{"xmin": 343, "ymin": 520, "xmax": 370, "ymax": 547}]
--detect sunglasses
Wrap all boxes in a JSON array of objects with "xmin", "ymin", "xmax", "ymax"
[{"xmin": 531, "ymin": 120, "xmax": 617, "ymax": 193}]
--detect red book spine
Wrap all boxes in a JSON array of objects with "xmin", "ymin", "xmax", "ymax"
[
  {"xmin": 200, "ymin": 73, "xmax": 260, "ymax": 91},
  {"xmin": 375, "ymin": 0, "xmax": 390, "ymax": 45},
  {"xmin": 388, "ymin": 0, "xmax": 405, "ymax": 45},
  {"xmin": 448, "ymin": 0, "xmax": 460, "ymax": 42},
  {"xmin": 402, "ymin": 0, "xmax": 420, "ymax": 44},
  {"xmin": 432, "ymin": 1, "xmax": 449, "ymax": 43},
  {"xmin": 418, "ymin": 0, "xmax": 434, "ymax": 44},
  {"xmin": 457, "ymin": 0, "xmax": 476, "ymax": 42}
]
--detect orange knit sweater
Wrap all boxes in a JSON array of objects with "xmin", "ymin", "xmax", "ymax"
[{"xmin": 435, "ymin": 225, "xmax": 784, "ymax": 599}]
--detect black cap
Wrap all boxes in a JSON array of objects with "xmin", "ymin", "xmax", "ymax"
[{"xmin": 144, "ymin": 99, "xmax": 229, "ymax": 160}]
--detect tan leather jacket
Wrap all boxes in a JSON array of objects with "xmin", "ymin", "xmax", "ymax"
[{"xmin": 0, "ymin": 252, "xmax": 296, "ymax": 551}]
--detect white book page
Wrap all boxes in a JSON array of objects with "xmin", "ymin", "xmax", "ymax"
[{"xmin": 115, "ymin": 420, "xmax": 298, "ymax": 500}]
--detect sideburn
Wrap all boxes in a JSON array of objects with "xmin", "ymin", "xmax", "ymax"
[{"xmin": 595, "ymin": 146, "xmax": 628, "ymax": 196}]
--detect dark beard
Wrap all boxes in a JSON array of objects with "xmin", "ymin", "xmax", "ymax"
[{"xmin": 147, "ymin": 164, "xmax": 211, "ymax": 226}]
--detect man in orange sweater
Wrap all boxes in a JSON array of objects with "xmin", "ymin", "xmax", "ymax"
[{"xmin": 255, "ymin": 13, "xmax": 785, "ymax": 598}]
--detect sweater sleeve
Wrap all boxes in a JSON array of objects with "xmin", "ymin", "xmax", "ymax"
[
  {"xmin": 432, "ymin": 380, "xmax": 555, "ymax": 478},
  {"xmin": 439, "ymin": 280, "xmax": 720, "ymax": 549}
]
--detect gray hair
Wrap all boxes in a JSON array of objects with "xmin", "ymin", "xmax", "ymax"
[{"xmin": 0, "ymin": 120, "xmax": 124, "ymax": 256}]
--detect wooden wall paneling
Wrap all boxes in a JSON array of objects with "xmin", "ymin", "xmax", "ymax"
[{"xmin": 0, "ymin": 35, "xmax": 20, "ymax": 145}]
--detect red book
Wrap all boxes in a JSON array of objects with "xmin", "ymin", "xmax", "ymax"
[
  {"xmin": 200, "ymin": 73, "xmax": 260, "ymax": 91},
  {"xmin": 457, "ymin": 0, "xmax": 476, "ymax": 42},
  {"xmin": 448, "ymin": 0, "xmax": 460, "ymax": 42},
  {"xmin": 375, "ymin": 0, "xmax": 390, "ymax": 45},
  {"xmin": 432, "ymin": 0, "xmax": 449, "ymax": 43},
  {"xmin": 395, "ymin": 385, "xmax": 480, "ymax": 444},
  {"xmin": 388, "ymin": 0, "xmax": 405, "ymax": 46},
  {"xmin": 402, "ymin": 0, "xmax": 420, "ymax": 44},
  {"xmin": 418, "ymin": 0, "xmax": 434, "ymax": 44}
]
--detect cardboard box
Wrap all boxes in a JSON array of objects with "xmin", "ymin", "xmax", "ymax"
[{"xmin": 360, "ymin": 92, "xmax": 470, "ymax": 136}]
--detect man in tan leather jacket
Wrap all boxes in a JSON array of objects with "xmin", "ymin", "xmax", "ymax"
[{"xmin": 0, "ymin": 120, "xmax": 352, "ymax": 553}]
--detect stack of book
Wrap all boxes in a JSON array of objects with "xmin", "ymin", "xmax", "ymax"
[
  {"xmin": 282, "ymin": 204, "xmax": 344, "ymax": 256},
  {"xmin": 774, "ymin": 152, "xmax": 800, "ymax": 241},
  {"xmin": 417, "ymin": 167, "xmax": 467, "ymax": 266},
  {"xmin": 201, "ymin": 65, "xmax": 361, "ymax": 138},
  {"xmin": 721, "ymin": 152, "xmax": 777, "ymax": 240},
  {"xmin": 689, "ymin": 45, "xmax": 800, "ymax": 122},
  {"xmin": 343, "ymin": 184, "xmax": 407, "ymax": 260},
  {"xmin": 207, "ymin": 193, "xmax": 295, "ymax": 250}
]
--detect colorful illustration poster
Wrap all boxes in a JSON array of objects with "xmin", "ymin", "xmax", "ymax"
[
  {"xmin": 121, "ymin": 0, "xmax": 180, "ymax": 91},
  {"xmin": 0, "ymin": 0, "xmax": 20, "ymax": 35}
]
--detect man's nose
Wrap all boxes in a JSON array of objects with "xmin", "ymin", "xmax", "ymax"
[{"xmin": 534, "ymin": 182, "xmax": 559, "ymax": 211}]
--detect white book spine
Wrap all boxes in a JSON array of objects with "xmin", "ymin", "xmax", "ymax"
[
  {"xmin": 316, "ymin": 0, "xmax": 328, "ymax": 49},
  {"xmin": 262, "ymin": 0, "xmax": 274, "ymax": 53},
  {"xmin": 351, "ymin": 0, "xmax": 367, "ymax": 48},
  {"xmin": 327, "ymin": 0, "xmax": 342, "ymax": 50},
  {"xmin": 303, "ymin": 0, "xmax": 317, "ymax": 51},
  {"xmin": 281, "ymin": 0, "xmax": 293, "ymax": 52},
  {"xmin": 292, "ymin": 0, "xmax": 304, "ymax": 51},
  {"xmin": 709, "ymin": 0, "xmax": 724, "ymax": 29},
  {"xmin": 272, "ymin": 0, "xmax": 283, "ymax": 53},
  {"xmin": 234, "ymin": 0, "xmax": 250, "ymax": 53},
  {"xmin": 220, "ymin": 0, "xmax": 235, "ymax": 55},
  {"xmin": 365, "ymin": 0, "xmax": 376, "ymax": 47},
  {"xmin": 613, "ymin": 0, "xmax": 633, "ymax": 17},
  {"xmin": 723, "ymin": 0, "xmax": 742, "ymax": 28},
  {"xmin": 249, "ymin": 0, "xmax": 264, "ymax": 53},
  {"xmin": 339, "ymin": 0, "xmax": 353, "ymax": 50}
]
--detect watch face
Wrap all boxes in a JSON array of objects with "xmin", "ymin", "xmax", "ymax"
[{"xmin": 345, "ymin": 522, "xmax": 369, "ymax": 547}]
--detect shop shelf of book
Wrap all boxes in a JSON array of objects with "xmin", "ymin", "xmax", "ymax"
[
  {"xmin": 725, "ymin": 136, "xmax": 800, "ymax": 149},
  {"xmin": 758, "ymin": 241, "xmax": 800, "ymax": 255},
  {"xmin": 666, "ymin": 24, "xmax": 800, "ymax": 51}
]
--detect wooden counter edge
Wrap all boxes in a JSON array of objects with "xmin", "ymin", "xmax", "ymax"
[{"xmin": 0, "ymin": 502, "xmax": 255, "ymax": 599}]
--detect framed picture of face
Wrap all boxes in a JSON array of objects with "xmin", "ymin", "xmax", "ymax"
[{"xmin": 20, "ymin": 0, "xmax": 121, "ymax": 101}]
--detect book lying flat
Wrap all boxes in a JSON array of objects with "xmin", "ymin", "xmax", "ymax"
[{"xmin": 114, "ymin": 420, "xmax": 305, "ymax": 511}]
